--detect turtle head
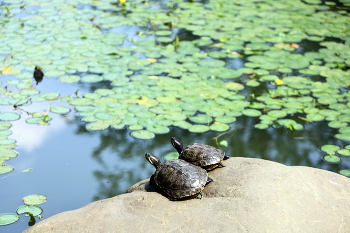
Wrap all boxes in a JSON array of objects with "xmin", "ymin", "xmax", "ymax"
[
  {"xmin": 171, "ymin": 137, "xmax": 183, "ymax": 154},
  {"xmin": 145, "ymin": 153, "xmax": 161, "ymax": 168}
]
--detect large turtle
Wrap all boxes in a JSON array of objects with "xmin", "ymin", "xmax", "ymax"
[
  {"xmin": 171, "ymin": 137, "xmax": 230, "ymax": 171},
  {"xmin": 145, "ymin": 153, "xmax": 212, "ymax": 200}
]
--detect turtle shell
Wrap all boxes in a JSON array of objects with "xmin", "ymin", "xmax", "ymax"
[
  {"xmin": 181, "ymin": 143, "xmax": 226, "ymax": 170},
  {"xmin": 154, "ymin": 159, "xmax": 209, "ymax": 199}
]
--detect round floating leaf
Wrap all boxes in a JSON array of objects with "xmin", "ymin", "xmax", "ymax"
[
  {"xmin": 86, "ymin": 121, "xmax": 110, "ymax": 130},
  {"xmin": 255, "ymin": 123, "xmax": 269, "ymax": 129},
  {"xmin": 242, "ymin": 109, "xmax": 261, "ymax": 117},
  {"xmin": 131, "ymin": 130, "xmax": 155, "ymax": 139},
  {"xmin": 219, "ymin": 140, "xmax": 228, "ymax": 147},
  {"xmin": 0, "ymin": 149, "xmax": 18, "ymax": 161},
  {"xmin": 94, "ymin": 112, "xmax": 117, "ymax": 120},
  {"xmin": 0, "ymin": 165, "xmax": 14, "ymax": 174},
  {"xmin": 0, "ymin": 122, "xmax": 11, "ymax": 130},
  {"xmin": 129, "ymin": 125, "xmax": 143, "ymax": 130},
  {"xmin": 16, "ymin": 205, "xmax": 42, "ymax": 216},
  {"xmin": 340, "ymin": 170, "xmax": 350, "ymax": 177},
  {"xmin": 0, "ymin": 139, "xmax": 16, "ymax": 145},
  {"xmin": 323, "ymin": 155, "xmax": 341, "ymax": 163},
  {"xmin": 215, "ymin": 116, "xmax": 236, "ymax": 124},
  {"xmin": 338, "ymin": 149, "xmax": 350, "ymax": 156},
  {"xmin": 59, "ymin": 75, "xmax": 80, "ymax": 83},
  {"xmin": 111, "ymin": 123, "xmax": 125, "ymax": 129},
  {"xmin": 329, "ymin": 121, "xmax": 347, "ymax": 128},
  {"xmin": 0, "ymin": 214, "xmax": 19, "ymax": 226},
  {"xmin": 81, "ymin": 75, "xmax": 103, "ymax": 83},
  {"xmin": 321, "ymin": 145, "xmax": 340, "ymax": 154},
  {"xmin": 335, "ymin": 134, "xmax": 350, "ymax": 141},
  {"xmin": 0, "ymin": 130, "xmax": 11, "ymax": 136},
  {"xmin": 306, "ymin": 113, "xmax": 324, "ymax": 121},
  {"xmin": 210, "ymin": 123, "xmax": 230, "ymax": 132},
  {"xmin": 26, "ymin": 118, "xmax": 44, "ymax": 124},
  {"xmin": 50, "ymin": 106, "xmax": 71, "ymax": 114},
  {"xmin": 189, "ymin": 115, "xmax": 212, "ymax": 124},
  {"xmin": 164, "ymin": 152, "xmax": 179, "ymax": 161},
  {"xmin": 188, "ymin": 125, "xmax": 210, "ymax": 133},
  {"xmin": 22, "ymin": 195, "xmax": 47, "ymax": 205},
  {"xmin": 172, "ymin": 121, "xmax": 191, "ymax": 129},
  {"xmin": 147, "ymin": 125, "xmax": 170, "ymax": 134},
  {"xmin": 267, "ymin": 110, "xmax": 287, "ymax": 118},
  {"xmin": 40, "ymin": 92, "xmax": 60, "ymax": 100},
  {"xmin": 0, "ymin": 112, "xmax": 20, "ymax": 121},
  {"xmin": 69, "ymin": 98, "xmax": 93, "ymax": 106}
]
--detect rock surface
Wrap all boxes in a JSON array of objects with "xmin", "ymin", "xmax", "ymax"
[{"xmin": 24, "ymin": 158, "xmax": 350, "ymax": 233}]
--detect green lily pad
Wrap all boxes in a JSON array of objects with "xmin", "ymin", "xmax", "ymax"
[
  {"xmin": 335, "ymin": 134, "xmax": 350, "ymax": 141},
  {"xmin": 0, "ymin": 112, "xmax": 20, "ymax": 121},
  {"xmin": 337, "ymin": 149, "xmax": 350, "ymax": 156},
  {"xmin": 164, "ymin": 152, "xmax": 179, "ymax": 161},
  {"xmin": 86, "ymin": 121, "xmax": 110, "ymax": 130},
  {"xmin": 215, "ymin": 116, "xmax": 236, "ymax": 124},
  {"xmin": 189, "ymin": 115, "xmax": 213, "ymax": 124},
  {"xmin": 22, "ymin": 195, "xmax": 47, "ymax": 205},
  {"xmin": 242, "ymin": 109, "xmax": 261, "ymax": 117},
  {"xmin": 321, "ymin": 145, "xmax": 340, "ymax": 154},
  {"xmin": 0, "ymin": 214, "xmax": 19, "ymax": 226},
  {"xmin": 131, "ymin": 130, "xmax": 155, "ymax": 139},
  {"xmin": 255, "ymin": 123, "xmax": 269, "ymax": 129},
  {"xmin": 339, "ymin": 170, "xmax": 350, "ymax": 177},
  {"xmin": 50, "ymin": 106, "xmax": 71, "ymax": 114},
  {"xmin": 209, "ymin": 123, "xmax": 230, "ymax": 132},
  {"xmin": 26, "ymin": 118, "xmax": 44, "ymax": 124},
  {"xmin": 147, "ymin": 125, "xmax": 170, "ymax": 134},
  {"xmin": 0, "ymin": 164, "xmax": 14, "ymax": 174},
  {"xmin": 0, "ymin": 139, "xmax": 16, "ymax": 145},
  {"xmin": 323, "ymin": 155, "xmax": 341, "ymax": 163},
  {"xmin": 0, "ymin": 149, "xmax": 18, "ymax": 161},
  {"xmin": 16, "ymin": 205, "xmax": 42, "ymax": 216},
  {"xmin": 59, "ymin": 75, "xmax": 80, "ymax": 83},
  {"xmin": 40, "ymin": 92, "xmax": 60, "ymax": 100},
  {"xmin": 188, "ymin": 125, "xmax": 210, "ymax": 133},
  {"xmin": 267, "ymin": 110, "xmax": 287, "ymax": 118},
  {"xmin": 0, "ymin": 122, "xmax": 12, "ymax": 130},
  {"xmin": 81, "ymin": 75, "xmax": 103, "ymax": 83}
]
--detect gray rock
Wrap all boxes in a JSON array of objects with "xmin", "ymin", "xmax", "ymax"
[{"xmin": 24, "ymin": 158, "xmax": 350, "ymax": 233}]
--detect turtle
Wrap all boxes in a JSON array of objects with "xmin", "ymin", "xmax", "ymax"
[
  {"xmin": 171, "ymin": 137, "xmax": 230, "ymax": 171},
  {"xmin": 145, "ymin": 153, "xmax": 212, "ymax": 200}
]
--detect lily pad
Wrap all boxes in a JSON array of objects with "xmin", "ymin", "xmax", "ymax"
[
  {"xmin": 339, "ymin": 170, "xmax": 350, "ymax": 177},
  {"xmin": 131, "ymin": 130, "xmax": 155, "ymax": 139},
  {"xmin": 16, "ymin": 205, "xmax": 42, "ymax": 216},
  {"xmin": 147, "ymin": 125, "xmax": 170, "ymax": 134},
  {"xmin": 321, "ymin": 145, "xmax": 340, "ymax": 154},
  {"xmin": 338, "ymin": 149, "xmax": 350, "ymax": 156},
  {"xmin": 335, "ymin": 134, "xmax": 350, "ymax": 141},
  {"xmin": 323, "ymin": 155, "xmax": 341, "ymax": 163},
  {"xmin": 164, "ymin": 152, "xmax": 179, "ymax": 161},
  {"xmin": 209, "ymin": 123, "xmax": 230, "ymax": 132},
  {"xmin": 50, "ymin": 106, "xmax": 71, "ymax": 114},
  {"xmin": 86, "ymin": 121, "xmax": 110, "ymax": 130},
  {"xmin": 22, "ymin": 195, "xmax": 47, "ymax": 205},
  {"xmin": 0, "ymin": 164, "xmax": 14, "ymax": 174},
  {"xmin": 0, "ymin": 214, "xmax": 19, "ymax": 226},
  {"xmin": 0, "ymin": 122, "xmax": 12, "ymax": 130},
  {"xmin": 188, "ymin": 125, "xmax": 210, "ymax": 133},
  {"xmin": 242, "ymin": 109, "xmax": 261, "ymax": 117},
  {"xmin": 0, "ymin": 112, "xmax": 20, "ymax": 121},
  {"xmin": 0, "ymin": 149, "xmax": 18, "ymax": 161}
]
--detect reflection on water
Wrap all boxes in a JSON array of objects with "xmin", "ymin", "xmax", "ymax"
[{"xmin": 1, "ymin": 94, "xmax": 350, "ymax": 232}]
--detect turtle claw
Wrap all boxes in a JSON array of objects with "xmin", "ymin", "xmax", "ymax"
[{"xmin": 218, "ymin": 162, "xmax": 226, "ymax": 168}]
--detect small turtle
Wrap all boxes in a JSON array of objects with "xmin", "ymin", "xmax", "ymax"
[
  {"xmin": 171, "ymin": 137, "xmax": 229, "ymax": 171},
  {"xmin": 145, "ymin": 153, "xmax": 212, "ymax": 200}
]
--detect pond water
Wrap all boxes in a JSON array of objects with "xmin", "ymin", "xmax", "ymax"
[{"xmin": 0, "ymin": 0, "xmax": 350, "ymax": 232}]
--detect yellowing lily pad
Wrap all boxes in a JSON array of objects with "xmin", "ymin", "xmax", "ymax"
[{"xmin": 22, "ymin": 195, "xmax": 47, "ymax": 205}]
